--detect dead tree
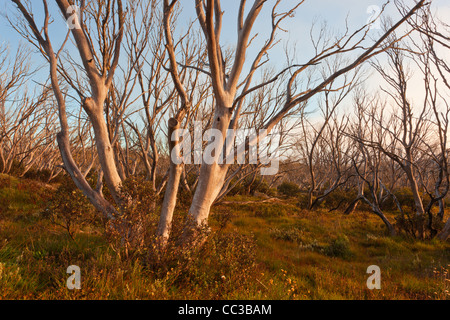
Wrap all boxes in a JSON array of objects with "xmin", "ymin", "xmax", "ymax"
[
  {"xmin": 409, "ymin": 6, "xmax": 450, "ymax": 240},
  {"xmin": 162, "ymin": 0, "xmax": 426, "ymax": 244},
  {"xmin": 10, "ymin": 0, "xmax": 125, "ymax": 225}
]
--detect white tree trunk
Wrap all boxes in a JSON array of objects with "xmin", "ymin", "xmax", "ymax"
[
  {"xmin": 157, "ymin": 118, "xmax": 183, "ymax": 247},
  {"xmin": 84, "ymin": 98, "xmax": 123, "ymax": 206},
  {"xmin": 188, "ymin": 162, "xmax": 228, "ymax": 226},
  {"xmin": 183, "ymin": 103, "xmax": 232, "ymax": 239}
]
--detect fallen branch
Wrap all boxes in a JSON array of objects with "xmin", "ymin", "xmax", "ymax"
[{"xmin": 217, "ymin": 197, "xmax": 284, "ymax": 205}]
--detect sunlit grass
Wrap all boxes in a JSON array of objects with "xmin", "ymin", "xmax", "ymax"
[{"xmin": 0, "ymin": 175, "xmax": 449, "ymax": 300}]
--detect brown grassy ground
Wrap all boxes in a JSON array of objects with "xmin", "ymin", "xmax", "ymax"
[{"xmin": 0, "ymin": 174, "xmax": 449, "ymax": 300}]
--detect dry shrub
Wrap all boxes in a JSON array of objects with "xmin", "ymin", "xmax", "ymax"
[
  {"xmin": 147, "ymin": 218, "xmax": 259, "ymax": 298},
  {"xmin": 47, "ymin": 178, "xmax": 98, "ymax": 240},
  {"xmin": 107, "ymin": 176, "xmax": 159, "ymax": 257}
]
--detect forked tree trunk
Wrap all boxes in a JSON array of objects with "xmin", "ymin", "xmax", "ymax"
[{"xmin": 157, "ymin": 0, "xmax": 428, "ymax": 248}]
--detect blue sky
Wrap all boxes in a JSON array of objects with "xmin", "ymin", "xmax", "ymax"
[
  {"xmin": 3, "ymin": 0, "xmax": 448, "ymax": 69},
  {"xmin": 1, "ymin": 0, "xmax": 449, "ymax": 121},
  {"xmin": 174, "ymin": 0, "xmax": 450, "ymax": 67}
]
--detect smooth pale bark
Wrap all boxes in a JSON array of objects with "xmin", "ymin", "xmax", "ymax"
[
  {"xmin": 157, "ymin": 0, "xmax": 193, "ymax": 247},
  {"xmin": 46, "ymin": 31, "xmax": 118, "ymax": 220},
  {"xmin": 180, "ymin": 0, "xmax": 266, "ymax": 236},
  {"xmin": 157, "ymin": 118, "xmax": 184, "ymax": 246},
  {"xmin": 188, "ymin": 162, "xmax": 229, "ymax": 226},
  {"xmin": 84, "ymin": 100, "xmax": 123, "ymax": 205},
  {"xmin": 47, "ymin": 46, "xmax": 119, "ymax": 221},
  {"xmin": 55, "ymin": 0, "xmax": 125, "ymax": 207},
  {"xmin": 437, "ymin": 199, "xmax": 445, "ymax": 221},
  {"xmin": 185, "ymin": 103, "xmax": 232, "ymax": 236},
  {"xmin": 404, "ymin": 159, "xmax": 425, "ymax": 217},
  {"xmin": 182, "ymin": 161, "xmax": 229, "ymax": 244},
  {"xmin": 404, "ymin": 158, "xmax": 425, "ymax": 238},
  {"xmin": 11, "ymin": 0, "xmax": 122, "ymax": 224}
]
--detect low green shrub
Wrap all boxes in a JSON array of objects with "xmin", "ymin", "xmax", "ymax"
[
  {"xmin": 324, "ymin": 234, "xmax": 353, "ymax": 259},
  {"xmin": 46, "ymin": 180, "xmax": 98, "ymax": 240},
  {"xmin": 277, "ymin": 182, "xmax": 301, "ymax": 198}
]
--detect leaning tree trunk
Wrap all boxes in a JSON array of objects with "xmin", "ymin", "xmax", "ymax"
[
  {"xmin": 345, "ymin": 196, "xmax": 362, "ymax": 215},
  {"xmin": 363, "ymin": 197, "xmax": 396, "ymax": 236},
  {"xmin": 345, "ymin": 178, "xmax": 365, "ymax": 215},
  {"xmin": 376, "ymin": 207, "xmax": 397, "ymax": 237}
]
